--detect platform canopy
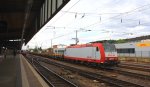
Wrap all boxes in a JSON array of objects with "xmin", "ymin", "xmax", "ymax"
[{"xmin": 0, "ymin": 0, "xmax": 70, "ymax": 50}]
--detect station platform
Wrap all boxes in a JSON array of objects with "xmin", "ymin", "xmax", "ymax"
[{"xmin": 0, "ymin": 54, "xmax": 48, "ymax": 87}]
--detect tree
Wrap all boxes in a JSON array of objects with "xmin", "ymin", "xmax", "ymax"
[
  {"xmin": 116, "ymin": 39, "xmax": 127, "ymax": 43},
  {"xmin": 33, "ymin": 46, "xmax": 38, "ymax": 53}
]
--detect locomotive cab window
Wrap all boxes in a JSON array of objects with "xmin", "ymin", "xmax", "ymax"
[
  {"xmin": 103, "ymin": 43, "xmax": 116, "ymax": 52},
  {"xmin": 96, "ymin": 47, "xmax": 99, "ymax": 51}
]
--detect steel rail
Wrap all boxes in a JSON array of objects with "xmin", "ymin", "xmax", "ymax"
[
  {"xmin": 119, "ymin": 63, "xmax": 150, "ymax": 72},
  {"xmin": 40, "ymin": 58, "xmax": 143, "ymax": 87},
  {"xmin": 27, "ymin": 57, "xmax": 78, "ymax": 87}
]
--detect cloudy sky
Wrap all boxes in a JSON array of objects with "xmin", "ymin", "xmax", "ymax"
[{"xmin": 24, "ymin": 0, "xmax": 150, "ymax": 49}]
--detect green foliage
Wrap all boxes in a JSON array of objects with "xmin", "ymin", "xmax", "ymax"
[
  {"xmin": 33, "ymin": 46, "xmax": 38, "ymax": 52},
  {"xmin": 106, "ymin": 40, "xmax": 116, "ymax": 43},
  {"xmin": 32, "ymin": 46, "xmax": 43, "ymax": 53},
  {"xmin": 116, "ymin": 39, "xmax": 127, "ymax": 43},
  {"xmin": 91, "ymin": 39, "xmax": 127, "ymax": 44}
]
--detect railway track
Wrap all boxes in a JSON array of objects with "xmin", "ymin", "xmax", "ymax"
[
  {"xmin": 119, "ymin": 63, "xmax": 150, "ymax": 72},
  {"xmin": 38, "ymin": 58, "xmax": 143, "ymax": 87},
  {"xmin": 60, "ymin": 57, "xmax": 150, "ymax": 81},
  {"xmin": 28, "ymin": 58, "xmax": 78, "ymax": 87},
  {"xmin": 113, "ymin": 67, "xmax": 150, "ymax": 80},
  {"xmin": 68, "ymin": 60, "xmax": 150, "ymax": 81},
  {"xmin": 26, "ymin": 54, "xmax": 150, "ymax": 87}
]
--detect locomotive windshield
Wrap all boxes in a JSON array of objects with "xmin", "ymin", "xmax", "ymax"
[{"xmin": 103, "ymin": 43, "xmax": 116, "ymax": 52}]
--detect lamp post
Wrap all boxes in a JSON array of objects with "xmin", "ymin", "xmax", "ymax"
[
  {"xmin": 40, "ymin": 41, "xmax": 44, "ymax": 49},
  {"xmin": 50, "ymin": 31, "xmax": 56, "ymax": 53},
  {"xmin": 75, "ymin": 30, "xmax": 78, "ymax": 45},
  {"xmin": 51, "ymin": 39, "xmax": 52, "ymax": 48}
]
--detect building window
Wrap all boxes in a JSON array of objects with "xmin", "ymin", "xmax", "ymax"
[{"xmin": 117, "ymin": 48, "xmax": 135, "ymax": 53}]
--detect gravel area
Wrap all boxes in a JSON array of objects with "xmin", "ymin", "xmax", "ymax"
[
  {"xmin": 121, "ymin": 61, "xmax": 150, "ymax": 68},
  {"xmin": 117, "ymin": 67, "xmax": 150, "ymax": 76},
  {"xmin": 40, "ymin": 61, "xmax": 110, "ymax": 87},
  {"xmin": 29, "ymin": 55, "xmax": 150, "ymax": 87},
  {"xmin": 40, "ymin": 57, "xmax": 150, "ymax": 87}
]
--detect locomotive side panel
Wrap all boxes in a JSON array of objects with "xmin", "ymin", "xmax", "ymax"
[{"xmin": 64, "ymin": 47, "xmax": 101, "ymax": 60}]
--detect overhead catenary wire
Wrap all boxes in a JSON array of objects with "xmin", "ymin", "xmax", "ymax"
[
  {"xmin": 49, "ymin": 0, "xmax": 82, "ymax": 25},
  {"xmin": 60, "ymin": 4, "xmax": 150, "ymax": 17},
  {"xmin": 29, "ymin": 2, "xmax": 150, "ymax": 49},
  {"xmin": 39, "ymin": 0, "xmax": 82, "ymax": 35},
  {"xmin": 46, "ymin": 26, "xmax": 81, "ymax": 30},
  {"xmin": 33, "ymin": 27, "xmax": 92, "ymax": 45},
  {"xmin": 61, "ymin": 10, "xmax": 123, "ymax": 15},
  {"xmin": 49, "ymin": 1, "xmax": 147, "ymax": 29},
  {"xmin": 45, "ymin": 3, "xmax": 150, "ymax": 33},
  {"xmin": 42, "ymin": 13, "xmax": 147, "ymax": 37},
  {"xmin": 57, "ymin": 3, "xmax": 150, "ymax": 30},
  {"xmin": 41, "ymin": 19, "xmax": 150, "ymax": 42}
]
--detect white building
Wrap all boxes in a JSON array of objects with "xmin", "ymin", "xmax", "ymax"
[{"xmin": 115, "ymin": 41, "xmax": 150, "ymax": 58}]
